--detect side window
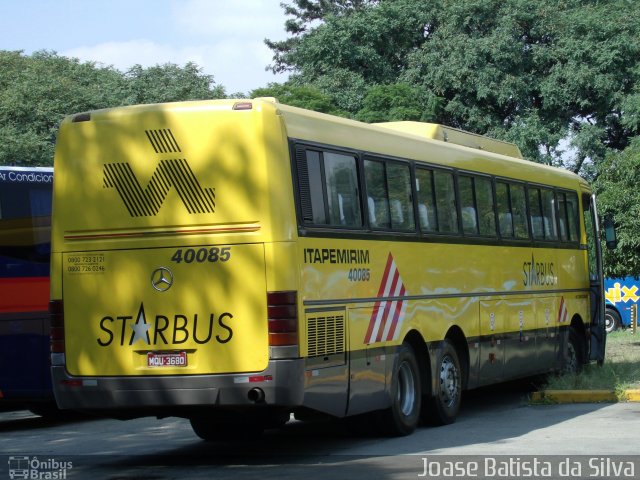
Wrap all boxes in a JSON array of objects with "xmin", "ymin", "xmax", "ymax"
[
  {"xmin": 496, "ymin": 181, "xmax": 514, "ymax": 237},
  {"xmin": 476, "ymin": 176, "xmax": 496, "ymax": 236},
  {"xmin": 305, "ymin": 150, "xmax": 327, "ymax": 224},
  {"xmin": 387, "ymin": 162, "xmax": 415, "ymax": 231},
  {"xmin": 459, "ymin": 175, "xmax": 478, "ymax": 235},
  {"xmin": 510, "ymin": 184, "xmax": 528, "ymax": 239},
  {"xmin": 324, "ymin": 152, "xmax": 362, "ymax": 227},
  {"xmin": 434, "ymin": 170, "xmax": 458, "ymax": 234},
  {"xmin": 557, "ymin": 191, "xmax": 569, "ymax": 241},
  {"xmin": 364, "ymin": 159, "xmax": 415, "ymax": 231},
  {"xmin": 566, "ymin": 191, "xmax": 580, "ymax": 242},
  {"xmin": 541, "ymin": 188, "xmax": 558, "ymax": 240},
  {"xmin": 528, "ymin": 187, "xmax": 544, "ymax": 239},
  {"xmin": 496, "ymin": 181, "xmax": 528, "ymax": 239},
  {"xmin": 364, "ymin": 159, "xmax": 390, "ymax": 228},
  {"xmin": 415, "ymin": 168, "xmax": 437, "ymax": 232}
]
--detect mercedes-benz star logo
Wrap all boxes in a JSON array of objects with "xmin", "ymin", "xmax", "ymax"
[{"xmin": 151, "ymin": 267, "xmax": 174, "ymax": 292}]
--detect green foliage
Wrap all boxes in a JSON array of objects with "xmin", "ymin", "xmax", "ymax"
[
  {"xmin": 0, "ymin": 50, "xmax": 125, "ymax": 166},
  {"xmin": 0, "ymin": 51, "xmax": 226, "ymax": 167},
  {"xmin": 123, "ymin": 62, "xmax": 225, "ymax": 105},
  {"xmin": 250, "ymin": 82, "xmax": 346, "ymax": 115},
  {"xmin": 594, "ymin": 137, "xmax": 640, "ymax": 277},
  {"xmin": 269, "ymin": 0, "xmax": 640, "ymax": 173},
  {"xmin": 267, "ymin": 0, "xmax": 380, "ymax": 70},
  {"xmin": 356, "ymin": 83, "xmax": 440, "ymax": 123},
  {"xmin": 270, "ymin": 0, "xmax": 434, "ymax": 112}
]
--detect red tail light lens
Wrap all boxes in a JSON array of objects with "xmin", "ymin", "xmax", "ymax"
[
  {"xmin": 267, "ymin": 291, "xmax": 298, "ymax": 346},
  {"xmin": 50, "ymin": 300, "xmax": 65, "ymax": 353}
]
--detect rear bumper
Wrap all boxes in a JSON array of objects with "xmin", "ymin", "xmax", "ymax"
[{"xmin": 52, "ymin": 359, "xmax": 305, "ymax": 411}]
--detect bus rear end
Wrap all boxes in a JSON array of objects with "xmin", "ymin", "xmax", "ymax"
[{"xmin": 50, "ymin": 100, "xmax": 302, "ymax": 433}]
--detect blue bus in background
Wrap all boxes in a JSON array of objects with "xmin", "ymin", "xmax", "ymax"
[
  {"xmin": 604, "ymin": 277, "xmax": 640, "ymax": 333},
  {"xmin": 0, "ymin": 166, "xmax": 54, "ymax": 414}
]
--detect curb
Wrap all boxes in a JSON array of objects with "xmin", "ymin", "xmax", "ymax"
[{"xmin": 531, "ymin": 389, "xmax": 640, "ymax": 403}]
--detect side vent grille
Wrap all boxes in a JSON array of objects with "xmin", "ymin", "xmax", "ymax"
[
  {"xmin": 307, "ymin": 313, "xmax": 345, "ymax": 357},
  {"xmin": 145, "ymin": 129, "xmax": 182, "ymax": 153}
]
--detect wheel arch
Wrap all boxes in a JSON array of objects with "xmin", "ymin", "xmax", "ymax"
[{"xmin": 402, "ymin": 329, "xmax": 431, "ymax": 398}]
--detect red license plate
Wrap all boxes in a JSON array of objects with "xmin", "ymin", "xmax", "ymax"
[{"xmin": 147, "ymin": 351, "xmax": 187, "ymax": 368}]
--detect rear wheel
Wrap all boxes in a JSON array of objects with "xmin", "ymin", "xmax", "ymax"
[
  {"xmin": 605, "ymin": 308, "xmax": 621, "ymax": 334},
  {"xmin": 379, "ymin": 342, "xmax": 421, "ymax": 436},
  {"xmin": 423, "ymin": 340, "xmax": 462, "ymax": 426}
]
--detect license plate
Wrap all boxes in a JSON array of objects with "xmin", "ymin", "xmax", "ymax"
[{"xmin": 147, "ymin": 351, "xmax": 187, "ymax": 368}]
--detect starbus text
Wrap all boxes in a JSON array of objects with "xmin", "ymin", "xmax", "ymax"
[{"xmin": 97, "ymin": 307, "xmax": 233, "ymax": 347}]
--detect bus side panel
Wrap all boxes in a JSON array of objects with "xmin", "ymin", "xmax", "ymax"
[
  {"xmin": 479, "ymin": 300, "xmax": 506, "ymax": 385},
  {"xmin": 345, "ymin": 306, "xmax": 388, "ymax": 416},
  {"xmin": 503, "ymin": 298, "xmax": 539, "ymax": 379},
  {"xmin": 535, "ymin": 297, "xmax": 559, "ymax": 371}
]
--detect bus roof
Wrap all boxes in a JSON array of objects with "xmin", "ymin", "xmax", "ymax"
[
  {"xmin": 373, "ymin": 122, "xmax": 524, "ymax": 159},
  {"xmin": 58, "ymin": 97, "xmax": 589, "ymax": 193},
  {"xmin": 253, "ymin": 98, "xmax": 589, "ymax": 192}
]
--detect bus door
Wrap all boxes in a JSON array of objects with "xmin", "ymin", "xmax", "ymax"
[{"xmin": 583, "ymin": 193, "xmax": 606, "ymax": 364}]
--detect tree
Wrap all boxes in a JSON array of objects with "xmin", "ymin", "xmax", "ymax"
[
  {"xmin": 267, "ymin": 0, "xmax": 380, "ymax": 72},
  {"xmin": 267, "ymin": 0, "xmax": 640, "ymax": 174},
  {"xmin": 250, "ymin": 82, "xmax": 346, "ymax": 115},
  {"xmin": 0, "ymin": 51, "xmax": 227, "ymax": 167},
  {"xmin": 269, "ymin": 0, "xmax": 435, "ymax": 113},
  {"xmin": 356, "ymin": 83, "xmax": 441, "ymax": 123},
  {"xmin": 594, "ymin": 137, "xmax": 640, "ymax": 277},
  {"xmin": 123, "ymin": 62, "xmax": 225, "ymax": 105},
  {"xmin": 0, "ymin": 50, "xmax": 125, "ymax": 166}
]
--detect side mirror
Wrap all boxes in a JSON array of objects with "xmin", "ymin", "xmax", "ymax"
[{"xmin": 604, "ymin": 214, "xmax": 617, "ymax": 249}]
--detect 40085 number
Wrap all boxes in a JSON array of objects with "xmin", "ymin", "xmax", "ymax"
[
  {"xmin": 171, "ymin": 247, "xmax": 231, "ymax": 264},
  {"xmin": 348, "ymin": 268, "xmax": 370, "ymax": 282}
]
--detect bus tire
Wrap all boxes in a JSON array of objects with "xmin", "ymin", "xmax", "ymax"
[
  {"xmin": 379, "ymin": 342, "xmax": 421, "ymax": 436},
  {"xmin": 605, "ymin": 308, "xmax": 621, "ymax": 334},
  {"xmin": 423, "ymin": 340, "xmax": 462, "ymax": 426},
  {"xmin": 564, "ymin": 327, "xmax": 584, "ymax": 374}
]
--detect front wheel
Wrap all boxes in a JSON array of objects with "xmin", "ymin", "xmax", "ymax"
[
  {"xmin": 379, "ymin": 342, "xmax": 422, "ymax": 436},
  {"xmin": 563, "ymin": 327, "xmax": 584, "ymax": 374},
  {"xmin": 423, "ymin": 340, "xmax": 462, "ymax": 426}
]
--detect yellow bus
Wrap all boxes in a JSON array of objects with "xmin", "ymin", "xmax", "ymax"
[{"xmin": 50, "ymin": 98, "xmax": 607, "ymax": 439}]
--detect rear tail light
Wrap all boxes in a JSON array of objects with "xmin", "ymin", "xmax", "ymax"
[
  {"xmin": 50, "ymin": 300, "xmax": 65, "ymax": 354},
  {"xmin": 267, "ymin": 291, "xmax": 298, "ymax": 347}
]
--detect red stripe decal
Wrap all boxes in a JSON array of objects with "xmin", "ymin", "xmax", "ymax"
[
  {"xmin": 364, "ymin": 253, "xmax": 394, "ymax": 344},
  {"xmin": 364, "ymin": 253, "xmax": 407, "ymax": 345},
  {"xmin": 386, "ymin": 284, "xmax": 406, "ymax": 341}
]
